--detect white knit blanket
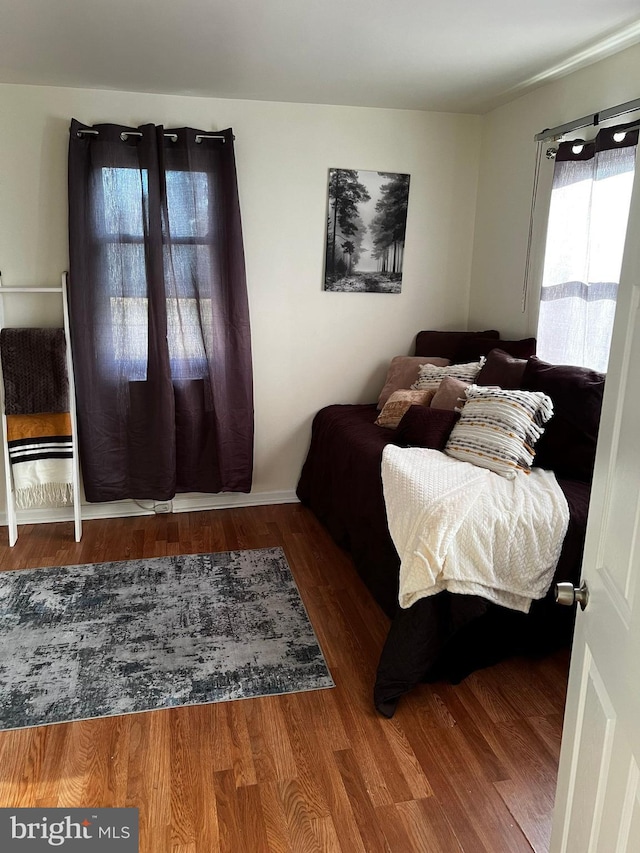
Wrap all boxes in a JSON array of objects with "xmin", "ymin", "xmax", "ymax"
[{"xmin": 382, "ymin": 447, "xmax": 570, "ymax": 613}]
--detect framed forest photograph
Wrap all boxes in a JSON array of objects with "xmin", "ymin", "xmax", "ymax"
[{"xmin": 324, "ymin": 167, "xmax": 410, "ymax": 293}]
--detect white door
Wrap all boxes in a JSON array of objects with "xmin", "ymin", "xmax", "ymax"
[{"xmin": 550, "ymin": 168, "xmax": 640, "ymax": 850}]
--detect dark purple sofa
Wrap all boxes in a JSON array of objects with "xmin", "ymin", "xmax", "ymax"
[{"xmin": 296, "ymin": 330, "xmax": 605, "ymax": 715}]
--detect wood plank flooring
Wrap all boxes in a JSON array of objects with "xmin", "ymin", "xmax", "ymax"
[{"xmin": 0, "ymin": 504, "xmax": 569, "ymax": 852}]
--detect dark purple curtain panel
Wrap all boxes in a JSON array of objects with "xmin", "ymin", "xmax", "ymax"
[{"xmin": 68, "ymin": 120, "xmax": 253, "ymax": 501}]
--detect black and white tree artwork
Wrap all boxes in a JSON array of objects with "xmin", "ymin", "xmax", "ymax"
[{"xmin": 324, "ymin": 168, "xmax": 410, "ymax": 293}]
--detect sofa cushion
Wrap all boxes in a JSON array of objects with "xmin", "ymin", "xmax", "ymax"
[
  {"xmin": 394, "ymin": 405, "xmax": 460, "ymax": 449},
  {"xmin": 453, "ymin": 337, "xmax": 536, "ymax": 364},
  {"xmin": 375, "ymin": 389, "xmax": 435, "ymax": 429},
  {"xmin": 431, "ymin": 376, "xmax": 470, "ymax": 411},
  {"xmin": 411, "ymin": 360, "xmax": 484, "ymax": 393},
  {"xmin": 475, "ymin": 348, "xmax": 528, "ymax": 389},
  {"xmin": 377, "ymin": 355, "xmax": 450, "ymax": 410},
  {"xmin": 445, "ymin": 385, "xmax": 554, "ymax": 479},
  {"xmin": 414, "ymin": 329, "xmax": 499, "ymax": 360},
  {"xmin": 520, "ymin": 356, "xmax": 605, "ymax": 482}
]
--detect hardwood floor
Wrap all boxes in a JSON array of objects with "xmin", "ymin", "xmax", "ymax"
[{"xmin": 0, "ymin": 504, "xmax": 569, "ymax": 852}]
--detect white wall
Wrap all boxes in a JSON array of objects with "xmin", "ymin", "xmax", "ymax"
[
  {"xmin": 469, "ymin": 43, "xmax": 640, "ymax": 339},
  {"xmin": 0, "ymin": 83, "xmax": 481, "ymax": 516}
]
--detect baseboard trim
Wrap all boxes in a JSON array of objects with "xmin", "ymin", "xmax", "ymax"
[{"xmin": 2, "ymin": 490, "xmax": 300, "ymax": 527}]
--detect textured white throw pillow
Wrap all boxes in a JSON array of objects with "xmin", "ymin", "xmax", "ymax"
[
  {"xmin": 411, "ymin": 359, "xmax": 485, "ymax": 393},
  {"xmin": 444, "ymin": 385, "xmax": 554, "ymax": 478}
]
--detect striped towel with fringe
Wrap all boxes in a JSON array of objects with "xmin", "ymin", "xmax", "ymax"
[{"xmin": 6, "ymin": 413, "xmax": 73, "ymax": 509}]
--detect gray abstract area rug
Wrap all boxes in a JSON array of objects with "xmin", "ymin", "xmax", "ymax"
[{"xmin": 0, "ymin": 547, "xmax": 334, "ymax": 730}]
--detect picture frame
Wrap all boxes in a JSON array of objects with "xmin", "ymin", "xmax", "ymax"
[{"xmin": 324, "ymin": 168, "xmax": 410, "ymax": 293}]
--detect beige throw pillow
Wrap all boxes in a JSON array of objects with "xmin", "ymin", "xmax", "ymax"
[
  {"xmin": 377, "ymin": 356, "xmax": 450, "ymax": 410},
  {"xmin": 375, "ymin": 389, "xmax": 435, "ymax": 429},
  {"xmin": 431, "ymin": 376, "xmax": 470, "ymax": 411}
]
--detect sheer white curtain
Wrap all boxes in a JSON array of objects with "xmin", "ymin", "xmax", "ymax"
[{"xmin": 537, "ymin": 126, "xmax": 638, "ymax": 373}]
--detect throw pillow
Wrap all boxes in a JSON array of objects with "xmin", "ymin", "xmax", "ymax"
[
  {"xmin": 475, "ymin": 348, "xmax": 528, "ymax": 390},
  {"xmin": 520, "ymin": 355, "xmax": 605, "ymax": 482},
  {"xmin": 394, "ymin": 405, "xmax": 460, "ymax": 449},
  {"xmin": 414, "ymin": 329, "xmax": 499, "ymax": 360},
  {"xmin": 444, "ymin": 385, "xmax": 554, "ymax": 479},
  {"xmin": 411, "ymin": 359, "xmax": 484, "ymax": 393},
  {"xmin": 452, "ymin": 336, "xmax": 536, "ymax": 364},
  {"xmin": 377, "ymin": 355, "xmax": 450, "ymax": 410},
  {"xmin": 375, "ymin": 389, "xmax": 435, "ymax": 429},
  {"xmin": 430, "ymin": 376, "xmax": 470, "ymax": 411}
]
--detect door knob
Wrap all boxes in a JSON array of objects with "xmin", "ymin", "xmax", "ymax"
[{"xmin": 555, "ymin": 580, "xmax": 589, "ymax": 610}]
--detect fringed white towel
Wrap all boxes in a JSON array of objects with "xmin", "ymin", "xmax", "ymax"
[
  {"xmin": 7, "ymin": 413, "xmax": 73, "ymax": 508},
  {"xmin": 382, "ymin": 446, "xmax": 570, "ymax": 613}
]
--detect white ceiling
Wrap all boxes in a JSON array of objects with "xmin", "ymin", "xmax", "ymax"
[{"xmin": 1, "ymin": 0, "xmax": 639, "ymax": 114}]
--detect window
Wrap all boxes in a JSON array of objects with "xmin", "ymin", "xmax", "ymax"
[
  {"xmin": 95, "ymin": 166, "xmax": 214, "ymax": 381},
  {"xmin": 536, "ymin": 126, "xmax": 638, "ymax": 372}
]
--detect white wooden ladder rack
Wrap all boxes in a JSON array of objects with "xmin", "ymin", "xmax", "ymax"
[{"xmin": 0, "ymin": 272, "xmax": 82, "ymax": 546}]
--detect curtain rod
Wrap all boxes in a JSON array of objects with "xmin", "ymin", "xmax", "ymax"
[
  {"xmin": 75, "ymin": 129, "xmax": 227, "ymax": 143},
  {"xmin": 534, "ymin": 95, "xmax": 640, "ymax": 142}
]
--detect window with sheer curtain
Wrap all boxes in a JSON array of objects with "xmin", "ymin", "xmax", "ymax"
[
  {"xmin": 537, "ymin": 124, "xmax": 638, "ymax": 373},
  {"xmin": 96, "ymin": 165, "xmax": 213, "ymax": 382}
]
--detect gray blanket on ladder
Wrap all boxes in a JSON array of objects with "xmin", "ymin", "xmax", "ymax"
[{"xmin": 0, "ymin": 327, "xmax": 69, "ymax": 414}]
